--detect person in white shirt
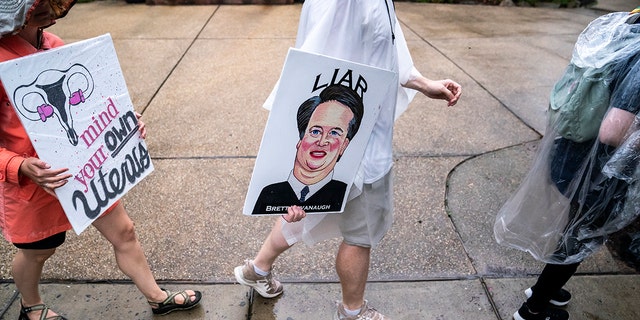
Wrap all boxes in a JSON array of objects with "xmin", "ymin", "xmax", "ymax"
[{"xmin": 235, "ymin": 1, "xmax": 461, "ymax": 319}]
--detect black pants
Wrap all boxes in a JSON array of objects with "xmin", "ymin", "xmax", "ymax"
[
  {"xmin": 527, "ymin": 262, "xmax": 580, "ymax": 312},
  {"xmin": 549, "ymin": 138, "xmax": 627, "ymax": 259}
]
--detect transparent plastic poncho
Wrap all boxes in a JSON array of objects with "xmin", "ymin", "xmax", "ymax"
[{"xmin": 494, "ymin": 12, "xmax": 640, "ymax": 264}]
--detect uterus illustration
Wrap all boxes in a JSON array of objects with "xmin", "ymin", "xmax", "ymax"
[{"xmin": 13, "ymin": 64, "xmax": 94, "ymax": 146}]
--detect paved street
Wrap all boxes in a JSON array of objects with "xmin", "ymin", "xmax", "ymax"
[{"xmin": 1, "ymin": 0, "xmax": 640, "ymax": 319}]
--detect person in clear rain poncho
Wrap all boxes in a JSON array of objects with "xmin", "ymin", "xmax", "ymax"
[{"xmin": 494, "ymin": 7, "xmax": 640, "ymax": 320}]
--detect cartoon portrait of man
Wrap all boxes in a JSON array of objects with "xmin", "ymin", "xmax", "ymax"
[{"xmin": 252, "ymin": 84, "xmax": 364, "ymax": 214}]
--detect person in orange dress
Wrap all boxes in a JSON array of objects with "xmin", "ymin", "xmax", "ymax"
[{"xmin": 0, "ymin": 1, "xmax": 201, "ymax": 319}]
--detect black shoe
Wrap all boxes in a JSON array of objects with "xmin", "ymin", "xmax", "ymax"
[
  {"xmin": 525, "ymin": 287, "xmax": 572, "ymax": 306},
  {"xmin": 513, "ymin": 303, "xmax": 569, "ymax": 320}
]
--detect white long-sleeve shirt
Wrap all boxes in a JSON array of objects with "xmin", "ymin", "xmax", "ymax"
[{"xmin": 266, "ymin": 0, "xmax": 419, "ymax": 187}]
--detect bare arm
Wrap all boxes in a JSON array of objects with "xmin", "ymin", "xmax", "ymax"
[{"xmin": 599, "ymin": 108, "xmax": 636, "ymax": 147}]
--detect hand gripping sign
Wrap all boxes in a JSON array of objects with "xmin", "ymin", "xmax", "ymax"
[{"xmin": 0, "ymin": 34, "xmax": 154, "ymax": 234}]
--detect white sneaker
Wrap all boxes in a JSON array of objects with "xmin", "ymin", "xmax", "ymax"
[
  {"xmin": 234, "ymin": 260, "xmax": 283, "ymax": 298},
  {"xmin": 334, "ymin": 300, "xmax": 388, "ymax": 320}
]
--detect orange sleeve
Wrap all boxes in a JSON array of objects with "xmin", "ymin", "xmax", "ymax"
[{"xmin": 0, "ymin": 149, "xmax": 25, "ymax": 184}]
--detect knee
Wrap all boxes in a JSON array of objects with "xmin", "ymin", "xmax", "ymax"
[
  {"xmin": 36, "ymin": 249, "xmax": 56, "ymax": 264},
  {"xmin": 17, "ymin": 248, "xmax": 57, "ymax": 265},
  {"xmin": 121, "ymin": 221, "xmax": 137, "ymax": 242},
  {"xmin": 112, "ymin": 221, "xmax": 138, "ymax": 247}
]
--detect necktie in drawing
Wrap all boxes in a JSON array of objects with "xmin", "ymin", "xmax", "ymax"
[{"xmin": 300, "ymin": 186, "xmax": 310, "ymax": 202}]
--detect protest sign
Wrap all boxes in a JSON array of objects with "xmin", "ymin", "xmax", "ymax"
[
  {"xmin": 0, "ymin": 34, "xmax": 153, "ymax": 233},
  {"xmin": 245, "ymin": 48, "xmax": 395, "ymax": 215}
]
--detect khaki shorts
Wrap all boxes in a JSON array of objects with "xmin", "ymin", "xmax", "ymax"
[{"xmin": 339, "ymin": 171, "xmax": 393, "ymax": 248}]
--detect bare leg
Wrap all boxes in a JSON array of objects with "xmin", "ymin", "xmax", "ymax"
[
  {"xmin": 336, "ymin": 241, "xmax": 370, "ymax": 310},
  {"xmin": 252, "ymin": 218, "xmax": 293, "ymax": 271},
  {"xmin": 92, "ymin": 203, "xmax": 196, "ymax": 304},
  {"xmin": 12, "ymin": 248, "xmax": 60, "ymax": 319}
]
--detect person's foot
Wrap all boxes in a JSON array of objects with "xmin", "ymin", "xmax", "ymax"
[
  {"xmin": 334, "ymin": 300, "xmax": 388, "ymax": 320},
  {"xmin": 19, "ymin": 303, "xmax": 67, "ymax": 320},
  {"xmin": 513, "ymin": 302, "xmax": 569, "ymax": 320},
  {"xmin": 234, "ymin": 259, "xmax": 283, "ymax": 298},
  {"xmin": 525, "ymin": 287, "xmax": 572, "ymax": 306},
  {"xmin": 147, "ymin": 288, "xmax": 202, "ymax": 315}
]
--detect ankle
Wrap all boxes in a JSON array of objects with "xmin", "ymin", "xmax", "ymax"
[
  {"xmin": 524, "ymin": 302, "xmax": 541, "ymax": 315},
  {"xmin": 341, "ymin": 300, "xmax": 364, "ymax": 312},
  {"xmin": 148, "ymin": 288, "xmax": 169, "ymax": 304},
  {"xmin": 20, "ymin": 299, "xmax": 44, "ymax": 308},
  {"xmin": 343, "ymin": 305, "xmax": 362, "ymax": 317},
  {"xmin": 251, "ymin": 259, "xmax": 272, "ymax": 274},
  {"xmin": 253, "ymin": 264, "xmax": 270, "ymax": 276}
]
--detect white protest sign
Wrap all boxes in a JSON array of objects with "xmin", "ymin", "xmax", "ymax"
[
  {"xmin": 0, "ymin": 34, "xmax": 153, "ymax": 234},
  {"xmin": 244, "ymin": 48, "xmax": 396, "ymax": 216}
]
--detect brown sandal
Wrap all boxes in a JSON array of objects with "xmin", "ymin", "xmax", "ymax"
[{"xmin": 147, "ymin": 288, "xmax": 202, "ymax": 315}]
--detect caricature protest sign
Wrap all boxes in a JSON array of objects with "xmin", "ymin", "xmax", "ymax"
[
  {"xmin": 244, "ymin": 48, "xmax": 395, "ymax": 216},
  {"xmin": 0, "ymin": 34, "xmax": 153, "ymax": 234}
]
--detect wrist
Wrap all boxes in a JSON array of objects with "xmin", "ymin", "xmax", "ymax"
[{"xmin": 7, "ymin": 155, "xmax": 27, "ymax": 184}]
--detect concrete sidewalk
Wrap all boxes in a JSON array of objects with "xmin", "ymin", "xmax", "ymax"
[{"xmin": 2, "ymin": 0, "xmax": 640, "ymax": 319}]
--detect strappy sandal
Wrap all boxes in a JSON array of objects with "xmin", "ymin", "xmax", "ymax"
[
  {"xmin": 19, "ymin": 303, "xmax": 68, "ymax": 320},
  {"xmin": 147, "ymin": 288, "xmax": 202, "ymax": 315}
]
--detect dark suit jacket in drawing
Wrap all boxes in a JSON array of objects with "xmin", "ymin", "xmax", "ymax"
[{"xmin": 252, "ymin": 179, "xmax": 347, "ymax": 214}]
